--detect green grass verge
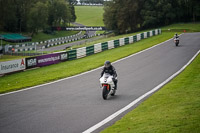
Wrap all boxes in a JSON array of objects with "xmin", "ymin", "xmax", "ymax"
[
  {"xmin": 75, "ymin": 6, "xmax": 104, "ymax": 26},
  {"xmin": 0, "ymin": 55, "xmax": 28, "ymax": 62},
  {"xmin": 31, "ymin": 31, "xmax": 79, "ymax": 42},
  {"xmin": 0, "ymin": 32, "xmax": 175, "ymax": 93},
  {"xmin": 96, "ymin": 31, "xmax": 105, "ymax": 34},
  {"xmin": 101, "ymin": 53, "xmax": 200, "ymax": 133},
  {"xmin": 162, "ymin": 22, "xmax": 200, "ymax": 32}
]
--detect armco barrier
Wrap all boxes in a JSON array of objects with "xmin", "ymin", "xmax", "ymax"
[
  {"xmin": 144, "ymin": 32, "xmax": 147, "ymax": 38},
  {"xmin": 125, "ymin": 37, "xmax": 129, "ymax": 45},
  {"xmin": 77, "ymin": 47, "xmax": 86, "ymax": 59},
  {"xmin": 74, "ymin": 29, "xmax": 161, "ymax": 64},
  {"xmin": 137, "ymin": 34, "xmax": 141, "ymax": 41},
  {"xmin": 1, "ymin": 29, "xmax": 161, "ymax": 75},
  {"xmin": 114, "ymin": 40, "xmax": 120, "ymax": 48},
  {"xmin": 153, "ymin": 30, "xmax": 155, "ymax": 36},
  {"xmin": 129, "ymin": 36, "xmax": 133, "ymax": 44},
  {"xmin": 67, "ymin": 49, "xmax": 77, "ymax": 60},
  {"xmin": 108, "ymin": 40, "xmax": 114, "ymax": 49},
  {"xmin": 119, "ymin": 38, "xmax": 125, "ymax": 46},
  {"xmin": 86, "ymin": 45, "xmax": 94, "ymax": 56},
  {"xmin": 101, "ymin": 42, "xmax": 108, "ymax": 51},
  {"xmin": 94, "ymin": 43, "xmax": 102, "ymax": 53},
  {"xmin": 141, "ymin": 33, "xmax": 144, "ymax": 39},
  {"xmin": 147, "ymin": 32, "xmax": 150, "ymax": 37},
  {"xmin": 133, "ymin": 35, "xmax": 137, "ymax": 42},
  {"xmin": 150, "ymin": 31, "xmax": 153, "ymax": 37}
]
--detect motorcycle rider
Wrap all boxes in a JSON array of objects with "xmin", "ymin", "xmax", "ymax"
[
  {"xmin": 100, "ymin": 61, "xmax": 118, "ymax": 90},
  {"xmin": 174, "ymin": 33, "xmax": 179, "ymax": 40}
]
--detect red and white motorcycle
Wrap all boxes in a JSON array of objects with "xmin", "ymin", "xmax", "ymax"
[{"xmin": 100, "ymin": 73, "xmax": 116, "ymax": 100}]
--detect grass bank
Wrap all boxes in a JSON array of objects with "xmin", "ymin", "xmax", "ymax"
[
  {"xmin": 101, "ymin": 53, "xmax": 200, "ymax": 133},
  {"xmin": 75, "ymin": 6, "xmax": 104, "ymax": 26},
  {"xmin": 31, "ymin": 31, "xmax": 79, "ymax": 42},
  {"xmin": 0, "ymin": 55, "xmax": 28, "ymax": 62},
  {"xmin": 162, "ymin": 22, "xmax": 200, "ymax": 32},
  {"xmin": 0, "ymin": 32, "xmax": 175, "ymax": 93}
]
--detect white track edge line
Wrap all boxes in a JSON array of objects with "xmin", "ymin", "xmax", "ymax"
[
  {"xmin": 82, "ymin": 49, "xmax": 200, "ymax": 133},
  {"xmin": 0, "ymin": 35, "xmax": 177, "ymax": 97}
]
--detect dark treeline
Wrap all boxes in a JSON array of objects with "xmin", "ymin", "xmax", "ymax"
[
  {"xmin": 0, "ymin": 0, "xmax": 76, "ymax": 36},
  {"xmin": 103, "ymin": 0, "xmax": 200, "ymax": 34}
]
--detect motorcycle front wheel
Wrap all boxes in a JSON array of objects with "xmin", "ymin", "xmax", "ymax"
[{"xmin": 102, "ymin": 86, "xmax": 109, "ymax": 100}]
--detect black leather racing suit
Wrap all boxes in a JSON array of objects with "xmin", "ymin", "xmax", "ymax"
[{"xmin": 100, "ymin": 65, "xmax": 118, "ymax": 89}]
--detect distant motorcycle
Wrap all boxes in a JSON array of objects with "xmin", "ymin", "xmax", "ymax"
[
  {"xmin": 99, "ymin": 73, "xmax": 116, "ymax": 100},
  {"xmin": 174, "ymin": 37, "xmax": 179, "ymax": 46}
]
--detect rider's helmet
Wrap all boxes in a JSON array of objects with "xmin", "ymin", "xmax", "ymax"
[
  {"xmin": 104, "ymin": 61, "xmax": 111, "ymax": 68},
  {"xmin": 175, "ymin": 33, "xmax": 178, "ymax": 36}
]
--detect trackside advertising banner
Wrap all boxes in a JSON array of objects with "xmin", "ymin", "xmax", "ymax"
[
  {"xmin": 0, "ymin": 59, "xmax": 26, "ymax": 74},
  {"xmin": 26, "ymin": 57, "xmax": 37, "ymax": 69},
  {"xmin": 36, "ymin": 53, "xmax": 61, "ymax": 67}
]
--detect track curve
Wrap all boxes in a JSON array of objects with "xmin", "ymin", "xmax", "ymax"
[{"xmin": 0, "ymin": 33, "xmax": 200, "ymax": 133}]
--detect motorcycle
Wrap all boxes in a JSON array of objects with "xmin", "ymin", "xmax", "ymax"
[
  {"xmin": 99, "ymin": 73, "xmax": 116, "ymax": 100},
  {"xmin": 174, "ymin": 38, "xmax": 179, "ymax": 46}
]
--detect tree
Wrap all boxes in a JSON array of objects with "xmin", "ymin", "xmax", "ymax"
[
  {"xmin": 67, "ymin": 0, "xmax": 77, "ymax": 22},
  {"xmin": 103, "ymin": 0, "xmax": 200, "ymax": 34},
  {"xmin": 103, "ymin": 0, "xmax": 143, "ymax": 34},
  {"xmin": 0, "ymin": 0, "xmax": 18, "ymax": 32},
  {"xmin": 69, "ymin": 5, "xmax": 77, "ymax": 22},
  {"xmin": 48, "ymin": 0, "xmax": 72, "ymax": 27},
  {"xmin": 103, "ymin": 1, "xmax": 119, "ymax": 34},
  {"xmin": 27, "ymin": 1, "xmax": 48, "ymax": 36},
  {"xmin": 0, "ymin": 0, "xmax": 74, "ymax": 33},
  {"xmin": 141, "ymin": 0, "xmax": 177, "ymax": 28}
]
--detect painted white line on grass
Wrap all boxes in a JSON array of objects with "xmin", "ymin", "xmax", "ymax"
[
  {"xmin": 0, "ymin": 36, "xmax": 177, "ymax": 97},
  {"xmin": 82, "ymin": 49, "xmax": 200, "ymax": 133}
]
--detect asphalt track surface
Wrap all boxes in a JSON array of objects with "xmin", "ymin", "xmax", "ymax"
[{"xmin": 0, "ymin": 33, "xmax": 200, "ymax": 133}]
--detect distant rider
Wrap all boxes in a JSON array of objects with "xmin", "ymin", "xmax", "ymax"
[
  {"xmin": 174, "ymin": 33, "xmax": 179, "ymax": 40},
  {"xmin": 100, "ymin": 61, "xmax": 118, "ymax": 90}
]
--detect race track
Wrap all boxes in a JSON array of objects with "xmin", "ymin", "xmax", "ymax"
[
  {"xmin": 38, "ymin": 22, "xmax": 103, "ymax": 52},
  {"xmin": 0, "ymin": 33, "xmax": 200, "ymax": 133}
]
